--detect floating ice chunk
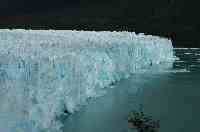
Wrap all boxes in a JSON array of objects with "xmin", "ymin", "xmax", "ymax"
[
  {"xmin": 174, "ymin": 48, "xmax": 200, "ymax": 50},
  {"xmin": 195, "ymin": 53, "xmax": 200, "ymax": 56},
  {"xmin": 0, "ymin": 29, "xmax": 174, "ymax": 132},
  {"xmin": 184, "ymin": 52, "xmax": 193, "ymax": 55}
]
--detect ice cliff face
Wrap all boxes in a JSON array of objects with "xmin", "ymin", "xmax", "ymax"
[{"xmin": 0, "ymin": 30, "xmax": 174, "ymax": 132}]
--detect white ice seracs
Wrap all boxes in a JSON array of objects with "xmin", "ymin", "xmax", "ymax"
[{"xmin": 0, "ymin": 29, "xmax": 174, "ymax": 132}]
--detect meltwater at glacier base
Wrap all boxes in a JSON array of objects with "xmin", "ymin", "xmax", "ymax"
[{"xmin": 0, "ymin": 29, "xmax": 174, "ymax": 132}]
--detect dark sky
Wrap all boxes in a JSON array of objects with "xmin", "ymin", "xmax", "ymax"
[
  {"xmin": 0, "ymin": 0, "xmax": 197, "ymax": 16},
  {"xmin": 0, "ymin": 0, "xmax": 80, "ymax": 15}
]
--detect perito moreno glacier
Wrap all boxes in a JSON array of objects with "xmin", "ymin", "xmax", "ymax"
[{"xmin": 0, "ymin": 29, "xmax": 174, "ymax": 132}]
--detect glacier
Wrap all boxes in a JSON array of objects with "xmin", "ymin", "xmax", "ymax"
[{"xmin": 0, "ymin": 29, "xmax": 174, "ymax": 132}]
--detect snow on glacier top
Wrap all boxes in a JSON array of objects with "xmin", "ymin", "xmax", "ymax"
[{"xmin": 0, "ymin": 29, "xmax": 171, "ymax": 59}]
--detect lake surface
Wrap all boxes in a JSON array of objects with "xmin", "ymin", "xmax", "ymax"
[{"xmin": 64, "ymin": 48, "xmax": 200, "ymax": 132}]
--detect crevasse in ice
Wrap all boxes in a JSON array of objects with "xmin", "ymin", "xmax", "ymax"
[{"xmin": 0, "ymin": 29, "xmax": 174, "ymax": 132}]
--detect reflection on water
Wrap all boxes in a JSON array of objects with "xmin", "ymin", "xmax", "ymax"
[{"xmin": 64, "ymin": 48, "xmax": 200, "ymax": 132}]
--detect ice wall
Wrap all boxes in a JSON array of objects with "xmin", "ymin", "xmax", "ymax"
[{"xmin": 0, "ymin": 29, "xmax": 174, "ymax": 132}]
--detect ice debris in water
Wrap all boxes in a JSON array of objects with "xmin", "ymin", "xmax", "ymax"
[{"xmin": 0, "ymin": 29, "xmax": 174, "ymax": 132}]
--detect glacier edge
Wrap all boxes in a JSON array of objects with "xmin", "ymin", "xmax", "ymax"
[{"xmin": 0, "ymin": 30, "xmax": 174, "ymax": 132}]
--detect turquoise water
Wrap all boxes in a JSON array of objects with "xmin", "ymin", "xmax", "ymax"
[{"xmin": 64, "ymin": 48, "xmax": 200, "ymax": 132}]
